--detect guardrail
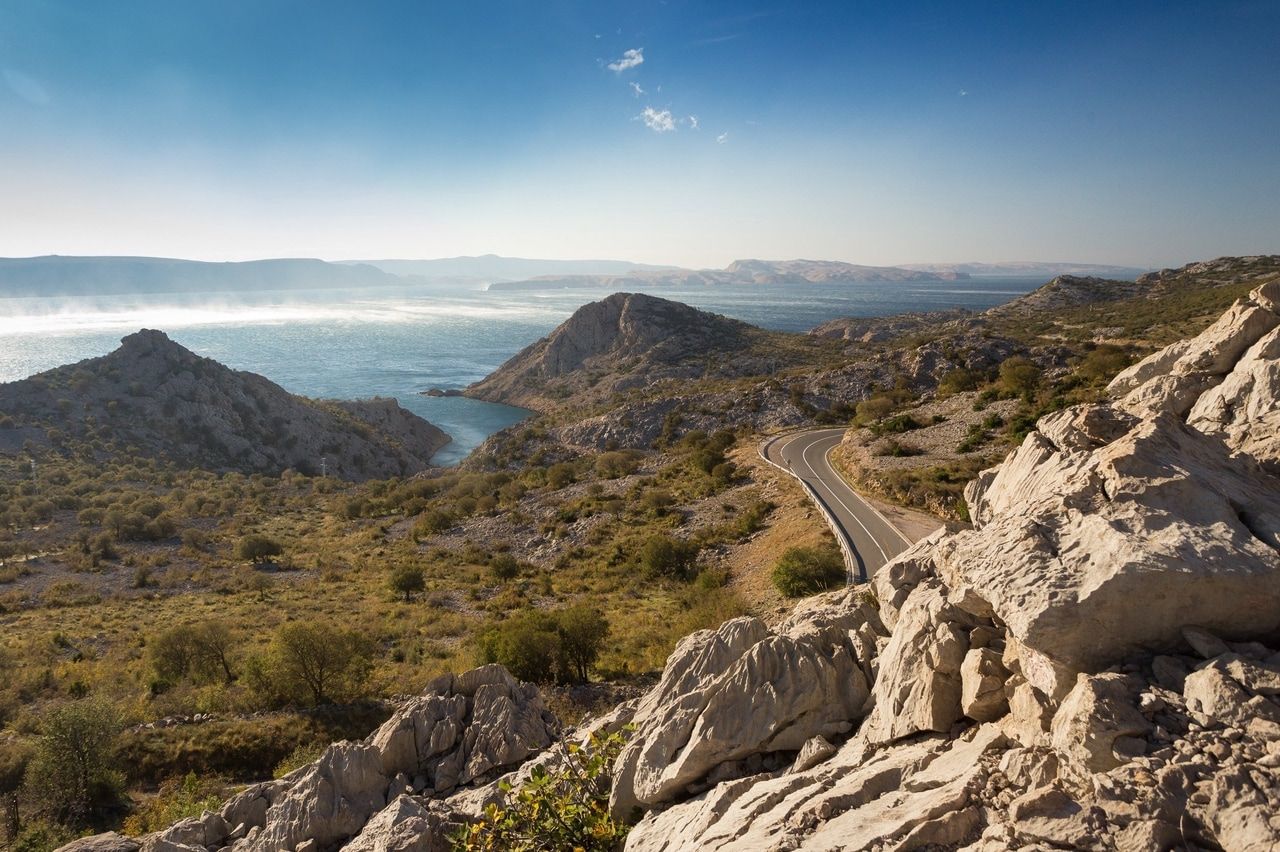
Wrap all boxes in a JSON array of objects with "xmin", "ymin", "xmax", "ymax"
[{"xmin": 758, "ymin": 432, "xmax": 865, "ymax": 585}]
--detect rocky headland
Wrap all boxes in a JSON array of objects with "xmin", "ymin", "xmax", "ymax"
[{"xmin": 0, "ymin": 330, "xmax": 450, "ymax": 480}]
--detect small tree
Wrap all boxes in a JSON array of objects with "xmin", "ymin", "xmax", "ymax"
[
  {"xmin": 555, "ymin": 605, "xmax": 609, "ymax": 683},
  {"xmin": 269, "ymin": 622, "xmax": 374, "ymax": 706},
  {"xmin": 238, "ymin": 534, "xmax": 283, "ymax": 564},
  {"xmin": 998, "ymin": 356, "xmax": 1041, "ymax": 399},
  {"xmin": 150, "ymin": 622, "xmax": 238, "ymax": 686},
  {"xmin": 489, "ymin": 553, "xmax": 520, "ymax": 583},
  {"xmin": 771, "ymin": 545, "xmax": 846, "ymax": 597},
  {"xmin": 24, "ymin": 699, "xmax": 123, "ymax": 826},
  {"xmin": 477, "ymin": 613, "xmax": 561, "ymax": 684},
  {"xmin": 390, "ymin": 564, "xmax": 426, "ymax": 602}
]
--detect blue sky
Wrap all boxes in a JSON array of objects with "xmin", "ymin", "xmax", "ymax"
[{"xmin": 1, "ymin": 1, "xmax": 1277, "ymax": 267}]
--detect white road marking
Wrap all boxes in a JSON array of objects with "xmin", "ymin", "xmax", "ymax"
[{"xmin": 800, "ymin": 433, "xmax": 891, "ymax": 564}]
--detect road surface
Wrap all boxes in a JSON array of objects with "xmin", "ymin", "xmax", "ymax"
[{"xmin": 763, "ymin": 428, "xmax": 912, "ymax": 583}]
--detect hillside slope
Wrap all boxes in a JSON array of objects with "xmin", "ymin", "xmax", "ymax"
[
  {"xmin": 0, "ymin": 329, "xmax": 449, "ymax": 479},
  {"xmin": 117, "ymin": 277, "xmax": 1280, "ymax": 852}
]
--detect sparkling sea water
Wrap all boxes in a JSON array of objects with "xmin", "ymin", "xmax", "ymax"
[{"xmin": 0, "ymin": 278, "xmax": 1041, "ymax": 464}]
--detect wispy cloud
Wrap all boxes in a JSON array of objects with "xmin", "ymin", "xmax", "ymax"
[
  {"xmin": 689, "ymin": 33, "xmax": 743, "ymax": 47},
  {"xmin": 958, "ymin": 89, "xmax": 968, "ymax": 96},
  {"xmin": 2, "ymin": 69, "xmax": 50, "ymax": 106},
  {"xmin": 716, "ymin": 131, "xmax": 729, "ymax": 144},
  {"xmin": 630, "ymin": 81, "xmax": 645, "ymax": 97},
  {"xmin": 688, "ymin": 114, "xmax": 699, "ymax": 129},
  {"xmin": 607, "ymin": 48, "xmax": 644, "ymax": 72},
  {"xmin": 639, "ymin": 107, "xmax": 676, "ymax": 133}
]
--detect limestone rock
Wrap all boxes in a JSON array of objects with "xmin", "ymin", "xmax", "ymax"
[
  {"xmin": 1182, "ymin": 625, "xmax": 1230, "ymax": 659},
  {"xmin": 1050, "ymin": 674, "xmax": 1150, "ymax": 774},
  {"xmin": 340, "ymin": 795, "xmax": 446, "ymax": 852},
  {"xmin": 960, "ymin": 647, "xmax": 1009, "ymax": 722},
  {"xmin": 610, "ymin": 590, "xmax": 879, "ymax": 816},
  {"xmin": 53, "ymin": 834, "xmax": 141, "ymax": 852},
  {"xmin": 244, "ymin": 741, "xmax": 388, "ymax": 852},
  {"xmin": 861, "ymin": 581, "xmax": 974, "ymax": 745}
]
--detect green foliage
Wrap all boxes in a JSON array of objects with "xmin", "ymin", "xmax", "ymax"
[
  {"xmin": 489, "ymin": 553, "xmax": 520, "ymax": 582},
  {"xmin": 237, "ymin": 534, "xmax": 283, "ymax": 564},
  {"xmin": 24, "ymin": 698, "xmax": 124, "ymax": 826},
  {"xmin": 249, "ymin": 621, "xmax": 374, "ymax": 707},
  {"xmin": 594, "ymin": 450, "xmax": 641, "ymax": 479},
  {"xmin": 148, "ymin": 621, "xmax": 237, "ymax": 687},
  {"xmin": 873, "ymin": 438, "xmax": 922, "ymax": 458},
  {"xmin": 450, "ymin": 728, "xmax": 631, "ymax": 852},
  {"xmin": 414, "ymin": 508, "xmax": 455, "ymax": 537},
  {"xmin": 477, "ymin": 606, "xmax": 610, "ymax": 684},
  {"xmin": 771, "ymin": 545, "xmax": 846, "ymax": 597},
  {"xmin": 121, "ymin": 772, "xmax": 223, "ymax": 834},
  {"xmin": 1076, "ymin": 344, "xmax": 1131, "ymax": 383},
  {"xmin": 638, "ymin": 535, "xmax": 700, "ymax": 581},
  {"xmin": 938, "ymin": 367, "xmax": 981, "ymax": 395},
  {"xmin": 272, "ymin": 742, "xmax": 326, "ymax": 779},
  {"xmin": 389, "ymin": 563, "xmax": 426, "ymax": 602},
  {"xmin": 871, "ymin": 413, "xmax": 923, "ymax": 436},
  {"xmin": 997, "ymin": 356, "xmax": 1041, "ymax": 399}
]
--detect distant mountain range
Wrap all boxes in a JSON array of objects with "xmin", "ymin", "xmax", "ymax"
[
  {"xmin": 484, "ymin": 259, "xmax": 973, "ymax": 292},
  {"xmin": 343, "ymin": 254, "xmax": 672, "ymax": 284},
  {"xmin": 0, "ymin": 256, "xmax": 400, "ymax": 297},
  {"xmin": 899, "ymin": 261, "xmax": 1149, "ymax": 279},
  {"xmin": 0, "ymin": 254, "xmax": 1150, "ymax": 298}
]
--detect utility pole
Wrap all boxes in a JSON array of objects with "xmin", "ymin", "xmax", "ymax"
[{"xmin": 321, "ymin": 456, "xmax": 327, "ymax": 478}]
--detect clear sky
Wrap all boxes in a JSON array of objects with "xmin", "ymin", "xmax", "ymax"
[{"xmin": 1, "ymin": 1, "xmax": 1277, "ymax": 268}]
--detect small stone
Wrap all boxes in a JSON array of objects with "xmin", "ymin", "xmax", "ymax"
[
  {"xmin": 1182, "ymin": 626, "xmax": 1230, "ymax": 659},
  {"xmin": 1139, "ymin": 692, "xmax": 1166, "ymax": 714},
  {"xmin": 1113, "ymin": 736, "xmax": 1148, "ymax": 761},
  {"xmin": 1206, "ymin": 741, "xmax": 1231, "ymax": 761}
]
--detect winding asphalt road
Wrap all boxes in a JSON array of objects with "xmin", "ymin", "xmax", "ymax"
[{"xmin": 762, "ymin": 428, "xmax": 912, "ymax": 583}]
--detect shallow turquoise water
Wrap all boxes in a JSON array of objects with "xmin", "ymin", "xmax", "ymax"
[{"xmin": 0, "ymin": 278, "xmax": 1040, "ymax": 464}]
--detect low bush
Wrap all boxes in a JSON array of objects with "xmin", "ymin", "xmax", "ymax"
[{"xmin": 771, "ymin": 546, "xmax": 846, "ymax": 597}]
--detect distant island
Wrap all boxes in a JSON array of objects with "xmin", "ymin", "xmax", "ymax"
[{"xmin": 485, "ymin": 258, "xmax": 972, "ymax": 291}]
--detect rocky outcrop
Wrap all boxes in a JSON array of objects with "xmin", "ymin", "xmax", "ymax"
[
  {"xmin": 464, "ymin": 293, "xmax": 772, "ymax": 411},
  {"xmin": 616, "ymin": 276, "xmax": 1280, "ymax": 849},
  {"xmin": 0, "ymin": 330, "xmax": 449, "ymax": 478},
  {"xmin": 610, "ymin": 592, "xmax": 881, "ymax": 817},
  {"xmin": 141, "ymin": 665, "xmax": 557, "ymax": 852}
]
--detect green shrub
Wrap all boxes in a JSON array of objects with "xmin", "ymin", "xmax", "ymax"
[
  {"xmin": 23, "ymin": 698, "xmax": 124, "ymax": 826},
  {"xmin": 477, "ymin": 606, "xmax": 610, "ymax": 684},
  {"xmin": 450, "ymin": 728, "xmax": 630, "ymax": 852},
  {"xmin": 389, "ymin": 564, "xmax": 426, "ymax": 602},
  {"xmin": 594, "ymin": 451, "xmax": 641, "ymax": 479},
  {"xmin": 771, "ymin": 546, "xmax": 846, "ymax": 597},
  {"xmin": 638, "ymin": 535, "xmax": 700, "ymax": 581},
  {"xmin": 121, "ymin": 772, "xmax": 223, "ymax": 834},
  {"xmin": 149, "ymin": 622, "xmax": 237, "ymax": 686},
  {"xmin": 237, "ymin": 534, "xmax": 283, "ymax": 564},
  {"xmin": 489, "ymin": 553, "xmax": 520, "ymax": 582}
]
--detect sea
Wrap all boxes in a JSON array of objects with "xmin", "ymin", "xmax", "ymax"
[{"xmin": 0, "ymin": 278, "xmax": 1041, "ymax": 465}]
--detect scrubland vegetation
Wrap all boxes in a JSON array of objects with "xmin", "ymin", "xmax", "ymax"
[{"xmin": 0, "ymin": 424, "xmax": 775, "ymax": 843}]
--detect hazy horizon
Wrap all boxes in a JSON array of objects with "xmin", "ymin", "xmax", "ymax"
[{"xmin": 2, "ymin": 2, "xmax": 1278, "ymax": 269}]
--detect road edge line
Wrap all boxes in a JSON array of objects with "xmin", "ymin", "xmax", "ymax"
[
  {"xmin": 822, "ymin": 442, "xmax": 914, "ymax": 547},
  {"xmin": 758, "ymin": 432, "xmax": 863, "ymax": 585}
]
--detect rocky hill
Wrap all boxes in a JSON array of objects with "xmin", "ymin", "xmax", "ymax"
[
  {"xmin": 465, "ymin": 292, "xmax": 790, "ymax": 412},
  {"xmin": 103, "ymin": 279, "xmax": 1280, "ymax": 850},
  {"xmin": 0, "ymin": 330, "xmax": 449, "ymax": 479}
]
